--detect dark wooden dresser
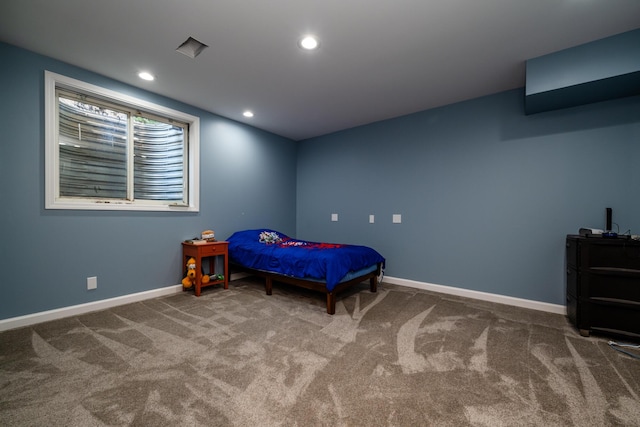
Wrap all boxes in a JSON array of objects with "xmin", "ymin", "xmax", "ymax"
[{"xmin": 566, "ymin": 235, "xmax": 640, "ymax": 340}]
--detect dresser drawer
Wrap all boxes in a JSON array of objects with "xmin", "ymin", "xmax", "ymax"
[
  {"xmin": 200, "ymin": 244, "xmax": 227, "ymax": 256},
  {"xmin": 583, "ymin": 242, "xmax": 640, "ymax": 270},
  {"xmin": 585, "ymin": 270, "xmax": 640, "ymax": 302},
  {"xmin": 588, "ymin": 300, "xmax": 640, "ymax": 337}
]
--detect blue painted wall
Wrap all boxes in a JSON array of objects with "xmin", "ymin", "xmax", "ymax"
[
  {"xmin": 296, "ymin": 90, "xmax": 640, "ymax": 305},
  {"xmin": 0, "ymin": 43, "xmax": 297, "ymax": 320},
  {"xmin": 526, "ymin": 29, "xmax": 640, "ymax": 96},
  {"xmin": 3, "ymin": 36, "xmax": 640, "ymax": 320},
  {"xmin": 525, "ymin": 28, "xmax": 640, "ymax": 114}
]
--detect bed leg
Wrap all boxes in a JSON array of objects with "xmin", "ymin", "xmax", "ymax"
[
  {"xmin": 370, "ymin": 275, "xmax": 378, "ymax": 293},
  {"xmin": 265, "ymin": 277, "xmax": 273, "ymax": 295},
  {"xmin": 326, "ymin": 292, "xmax": 336, "ymax": 315}
]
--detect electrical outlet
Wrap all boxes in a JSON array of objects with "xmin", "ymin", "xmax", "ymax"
[
  {"xmin": 393, "ymin": 214, "xmax": 402, "ymax": 224},
  {"xmin": 331, "ymin": 213, "xmax": 338, "ymax": 222},
  {"xmin": 369, "ymin": 214, "xmax": 375, "ymax": 223},
  {"xmin": 87, "ymin": 276, "xmax": 97, "ymax": 290}
]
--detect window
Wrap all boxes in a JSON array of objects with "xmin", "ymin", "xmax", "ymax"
[{"xmin": 45, "ymin": 71, "xmax": 199, "ymax": 211}]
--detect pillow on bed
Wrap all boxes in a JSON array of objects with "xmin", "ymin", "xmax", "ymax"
[{"xmin": 259, "ymin": 230, "xmax": 283, "ymax": 244}]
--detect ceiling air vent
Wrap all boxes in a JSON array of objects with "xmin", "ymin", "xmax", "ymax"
[{"xmin": 176, "ymin": 37, "xmax": 208, "ymax": 59}]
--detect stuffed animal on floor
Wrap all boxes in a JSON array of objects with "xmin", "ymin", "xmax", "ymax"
[{"xmin": 182, "ymin": 257, "xmax": 210, "ymax": 289}]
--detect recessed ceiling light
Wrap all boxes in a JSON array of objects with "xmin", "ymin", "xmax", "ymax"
[
  {"xmin": 138, "ymin": 71, "xmax": 155, "ymax": 81},
  {"xmin": 299, "ymin": 35, "xmax": 319, "ymax": 50},
  {"xmin": 243, "ymin": 110, "xmax": 254, "ymax": 118}
]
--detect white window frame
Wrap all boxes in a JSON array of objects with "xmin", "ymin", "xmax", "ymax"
[{"xmin": 45, "ymin": 70, "xmax": 200, "ymax": 212}]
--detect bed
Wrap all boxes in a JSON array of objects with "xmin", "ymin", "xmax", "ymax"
[{"xmin": 227, "ymin": 229, "xmax": 385, "ymax": 314}]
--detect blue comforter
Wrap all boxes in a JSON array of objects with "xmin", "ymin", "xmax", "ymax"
[{"xmin": 227, "ymin": 229, "xmax": 385, "ymax": 291}]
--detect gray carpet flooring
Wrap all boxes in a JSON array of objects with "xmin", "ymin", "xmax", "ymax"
[{"xmin": 1, "ymin": 279, "xmax": 639, "ymax": 426}]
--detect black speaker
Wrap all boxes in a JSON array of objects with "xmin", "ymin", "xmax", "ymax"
[{"xmin": 606, "ymin": 207, "xmax": 612, "ymax": 231}]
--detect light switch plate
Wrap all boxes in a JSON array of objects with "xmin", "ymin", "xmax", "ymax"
[
  {"xmin": 392, "ymin": 214, "xmax": 402, "ymax": 224},
  {"xmin": 369, "ymin": 214, "xmax": 375, "ymax": 223},
  {"xmin": 331, "ymin": 213, "xmax": 338, "ymax": 222}
]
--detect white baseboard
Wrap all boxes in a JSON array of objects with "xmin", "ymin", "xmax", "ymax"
[
  {"xmin": 384, "ymin": 276, "xmax": 567, "ymax": 315},
  {"xmin": 0, "ymin": 274, "xmax": 566, "ymax": 332},
  {"xmin": 0, "ymin": 285, "xmax": 184, "ymax": 332},
  {"xmin": 0, "ymin": 273, "xmax": 253, "ymax": 332}
]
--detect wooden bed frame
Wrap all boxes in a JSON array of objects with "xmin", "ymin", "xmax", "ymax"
[{"xmin": 233, "ymin": 263, "xmax": 382, "ymax": 314}]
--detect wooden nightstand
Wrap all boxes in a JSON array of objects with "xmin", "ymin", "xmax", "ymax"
[{"xmin": 182, "ymin": 241, "xmax": 229, "ymax": 296}]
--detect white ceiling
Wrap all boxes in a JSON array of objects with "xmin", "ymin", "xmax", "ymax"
[{"xmin": 1, "ymin": 0, "xmax": 639, "ymax": 141}]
